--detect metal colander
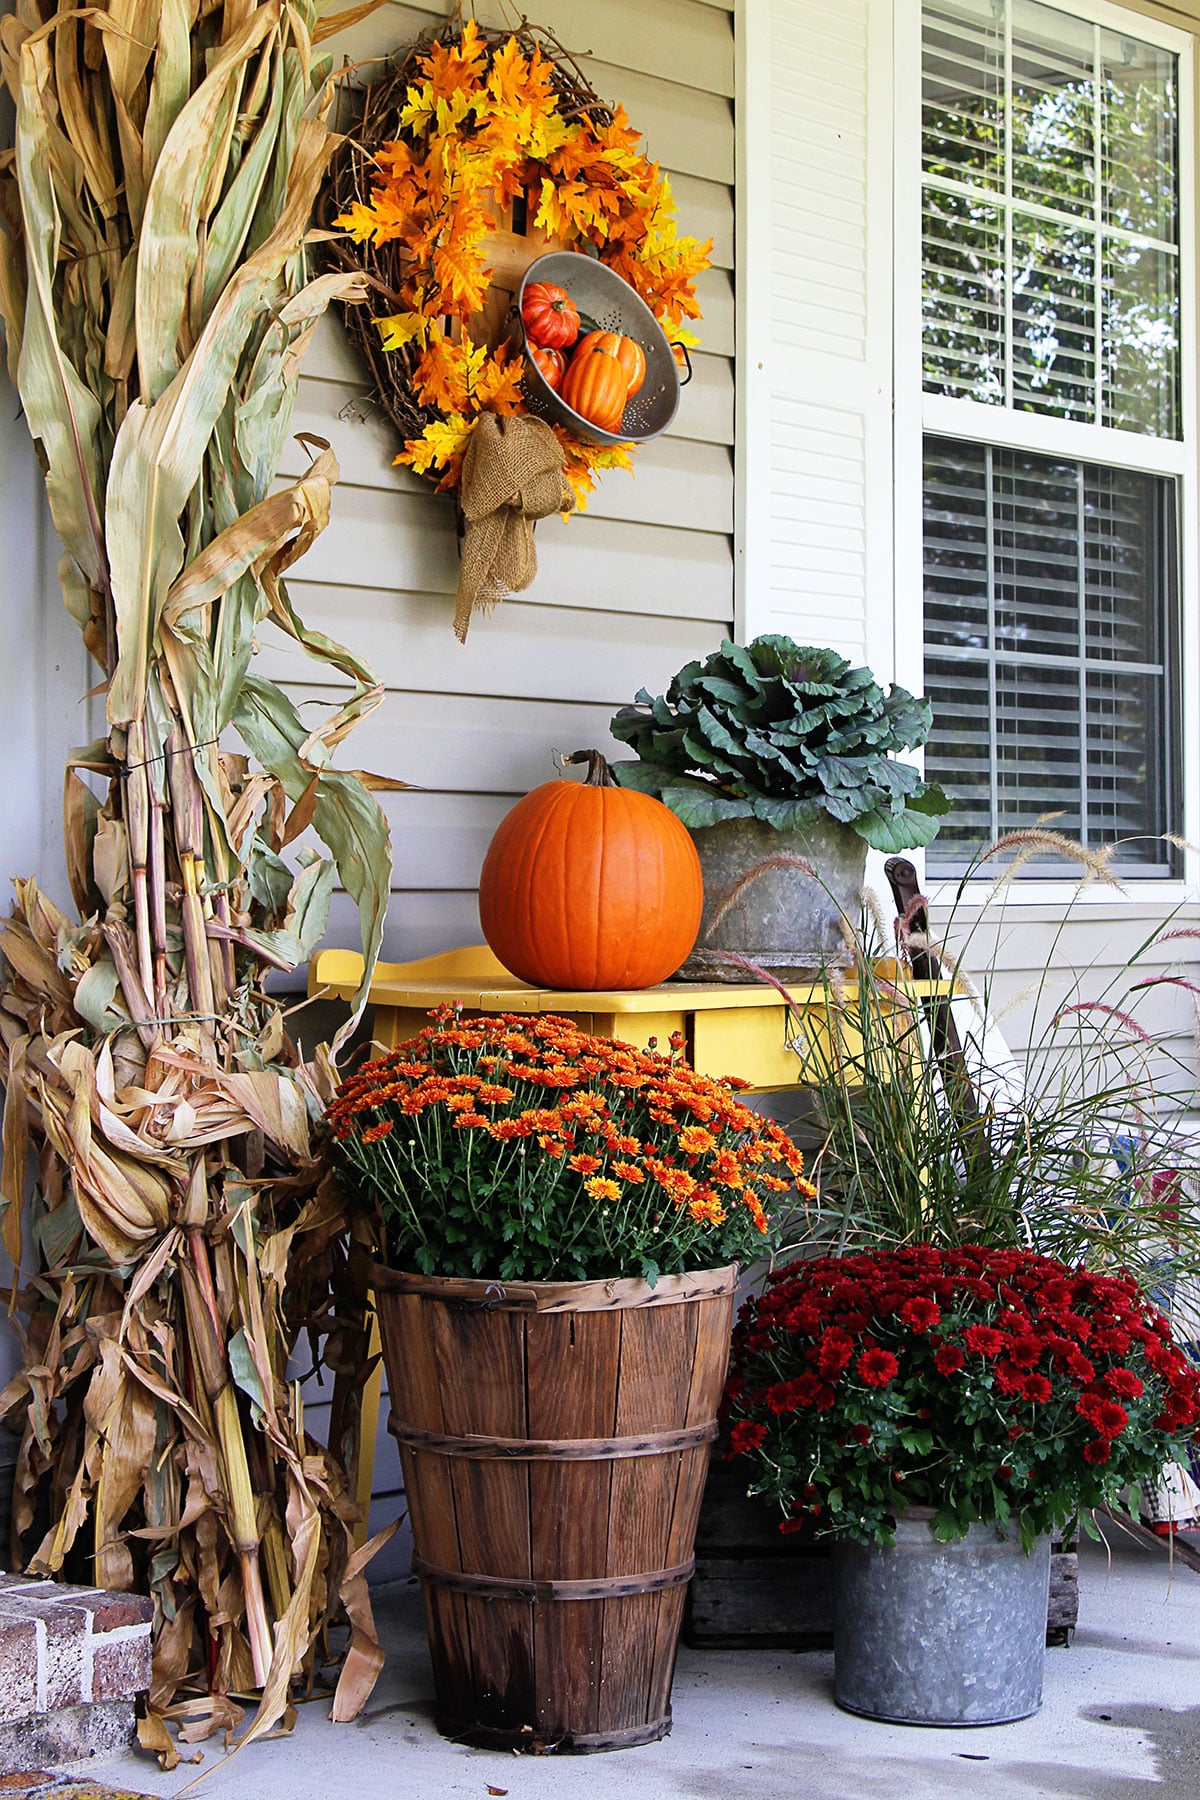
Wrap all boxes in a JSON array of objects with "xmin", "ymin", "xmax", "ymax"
[{"xmin": 515, "ymin": 251, "xmax": 689, "ymax": 448}]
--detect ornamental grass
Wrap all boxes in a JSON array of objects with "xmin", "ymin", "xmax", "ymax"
[
  {"xmin": 328, "ymin": 1010, "xmax": 813, "ymax": 1284},
  {"xmin": 726, "ymin": 1246, "xmax": 1200, "ymax": 1547},
  {"xmin": 774, "ymin": 833, "xmax": 1200, "ymax": 1293}
]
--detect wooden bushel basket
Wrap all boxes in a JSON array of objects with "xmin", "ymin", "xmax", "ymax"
[{"xmin": 372, "ymin": 1263, "xmax": 737, "ymax": 1752}]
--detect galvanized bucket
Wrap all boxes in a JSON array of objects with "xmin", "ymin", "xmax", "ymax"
[
  {"xmin": 832, "ymin": 1513, "xmax": 1051, "ymax": 1726},
  {"xmin": 516, "ymin": 251, "xmax": 687, "ymax": 447},
  {"xmin": 679, "ymin": 815, "xmax": 867, "ymax": 983}
]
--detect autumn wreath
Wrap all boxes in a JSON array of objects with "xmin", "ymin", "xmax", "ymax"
[{"xmin": 322, "ymin": 20, "xmax": 712, "ymax": 509}]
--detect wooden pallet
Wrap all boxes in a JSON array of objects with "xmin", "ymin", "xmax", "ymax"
[{"xmin": 686, "ymin": 1458, "xmax": 1079, "ymax": 1649}]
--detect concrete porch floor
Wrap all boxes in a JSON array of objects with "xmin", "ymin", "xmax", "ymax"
[{"xmin": 94, "ymin": 1534, "xmax": 1200, "ymax": 1800}]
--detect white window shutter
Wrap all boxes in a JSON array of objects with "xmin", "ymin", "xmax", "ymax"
[{"xmin": 736, "ymin": 0, "xmax": 895, "ymax": 676}]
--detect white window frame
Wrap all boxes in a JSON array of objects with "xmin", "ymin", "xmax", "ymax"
[{"xmin": 892, "ymin": 0, "xmax": 1200, "ymax": 907}]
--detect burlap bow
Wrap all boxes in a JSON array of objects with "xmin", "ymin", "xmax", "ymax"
[{"xmin": 454, "ymin": 411, "xmax": 574, "ymax": 642}]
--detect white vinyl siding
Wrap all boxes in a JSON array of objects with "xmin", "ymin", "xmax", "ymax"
[{"xmin": 257, "ymin": 0, "xmax": 736, "ymax": 979}]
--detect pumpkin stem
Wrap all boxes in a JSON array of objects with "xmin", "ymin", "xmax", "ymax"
[{"xmin": 565, "ymin": 748, "xmax": 618, "ymax": 788}]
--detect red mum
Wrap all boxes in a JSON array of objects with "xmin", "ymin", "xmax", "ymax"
[
  {"xmin": 1084, "ymin": 1439, "xmax": 1111, "ymax": 1465},
  {"xmin": 857, "ymin": 1348, "xmax": 900, "ymax": 1389},
  {"xmin": 729, "ymin": 1419, "xmax": 768, "ymax": 1455},
  {"xmin": 1007, "ymin": 1334, "xmax": 1043, "ymax": 1371},
  {"xmin": 1077, "ymin": 1395, "xmax": 1129, "ymax": 1439},
  {"xmin": 963, "ymin": 1325, "xmax": 1006, "ymax": 1358},
  {"xmin": 899, "ymin": 1297, "xmax": 942, "ymax": 1333},
  {"xmin": 815, "ymin": 1328, "xmax": 856, "ymax": 1378},
  {"xmin": 1106, "ymin": 1369, "xmax": 1144, "ymax": 1401},
  {"xmin": 934, "ymin": 1344, "xmax": 965, "ymax": 1376}
]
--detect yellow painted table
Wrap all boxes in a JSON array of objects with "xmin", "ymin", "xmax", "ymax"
[
  {"xmin": 307, "ymin": 942, "xmax": 926, "ymax": 1090},
  {"xmin": 309, "ymin": 943, "xmax": 945, "ymax": 1539}
]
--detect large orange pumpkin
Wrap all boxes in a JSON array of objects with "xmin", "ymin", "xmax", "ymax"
[
  {"xmin": 559, "ymin": 340, "xmax": 630, "ymax": 434},
  {"xmin": 478, "ymin": 750, "xmax": 703, "ymax": 991}
]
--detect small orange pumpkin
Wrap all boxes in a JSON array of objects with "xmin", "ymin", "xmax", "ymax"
[
  {"xmin": 521, "ymin": 281, "xmax": 580, "ymax": 350},
  {"xmin": 527, "ymin": 343, "xmax": 566, "ymax": 391},
  {"xmin": 560, "ymin": 340, "xmax": 630, "ymax": 434},
  {"xmin": 478, "ymin": 750, "xmax": 703, "ymax": 991},
  {"xmin": 575, "ymin": 329, "xmax": 646, "ymax": 397}
]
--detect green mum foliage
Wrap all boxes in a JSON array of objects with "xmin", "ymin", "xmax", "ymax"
[{"xmin": 610, "ymin": 637, "xmax": 951, "ymax": 853}]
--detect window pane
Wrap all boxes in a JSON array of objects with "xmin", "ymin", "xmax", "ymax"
[
  {"xmin": 1084, "ymin": 467, "xmax": 1165, "ymax": 663},
  {"xmin": 924, "ymin": 439, "xmax": 989, "ymax": 649},
  {"xmin": 996, "ymin": 660, "xmax": 1084, "ymax": 837},
  {"xmin": 1102, "ymin": 239, "xmax": 1179, "ymax": 437},
  {"xmin": 923, "ymin": 0, "xmax": 1004, "ymax": 189},
  {"xmin": 924, "ymin": 439, "xmax": 1176, "ymax": 875},
  {"xmin": 924, "ymin": 654, "xmax": 993, "ymax": 860},
  {"xmin": 993, "ymin": 451, "xmax": 1080, "ymax": 656},
  {"xmin": 1086, "ymin": 669, "xmax": 1165, "ymax": 855},
  {"xmin": 921, "ymin": 0, "xmax": 1180, "ymax": 437},
  {"xmin": 1012, "ymin": 0, "xmax": 1097, "ymax": 219},
  {"xmin": 1011, "ymin": 215, "xmax": 1097, "ymax": 420},
  {"xmin": 922, "ymin": 190, "xmax": 1006, "ymax": 401},
  {"xmin": 1101, "ymin": 30, "xmax": 1177, "ymax": 240}
]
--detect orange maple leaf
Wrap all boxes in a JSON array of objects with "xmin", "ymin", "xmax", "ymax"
[
  {"xmin": 421, "ymin": 19, "xmax": 487, "ymax": 104},
  {"xmin": 412, "ymin": 331, "xmax": 473, "ymax": 413}
]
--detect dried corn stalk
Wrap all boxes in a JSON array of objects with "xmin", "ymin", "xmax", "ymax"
[{"xmin": 0, "ymin": 0, "xmax": 395, "ymax": 1752}]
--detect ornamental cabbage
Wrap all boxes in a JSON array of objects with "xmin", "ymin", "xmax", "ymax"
[{"xmin": 610, "ymin": 637, "xmax": 950, "ymax": 854}]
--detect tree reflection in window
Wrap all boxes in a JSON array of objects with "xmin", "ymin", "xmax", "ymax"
[{"xmin": 922, "ymin": 0, "xmax": 1179, "ymax": 437}]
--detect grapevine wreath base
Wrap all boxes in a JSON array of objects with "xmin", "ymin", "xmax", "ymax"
[{"xmin": 320, "ymin": 19, "xmax": 711, "ymax": 635}]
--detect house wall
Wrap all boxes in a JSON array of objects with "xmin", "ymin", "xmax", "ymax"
[
  {"xmin": 261, "ymin": 0, "xmax": 737, "ymax": 969},
  {"xmin": 738, "ymin": 0, "xmax": 1200, "ymax": 1106}
]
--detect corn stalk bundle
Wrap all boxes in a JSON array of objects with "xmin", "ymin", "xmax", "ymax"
[{"xmin": 0, "ymin": 0, "xmax": 397, "ymax": 1755}]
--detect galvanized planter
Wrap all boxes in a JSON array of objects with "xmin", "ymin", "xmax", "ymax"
[
  {"xmin": 679, "ymin": 815, "xmax": 867, "ymax": 983},
  {"xmin": 832, "ymin": 1512, "xmax": 1052, "ymax": 1726}
]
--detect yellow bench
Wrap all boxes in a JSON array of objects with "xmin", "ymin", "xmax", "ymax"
[{"xmin": 308, "ymin": 942, "xmax": 941, "ymax": 1092}]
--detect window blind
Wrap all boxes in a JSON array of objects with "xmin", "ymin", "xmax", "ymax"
[{"xmin": 924, "ymin": 437, "xmax": 1177, "ymax": 873}]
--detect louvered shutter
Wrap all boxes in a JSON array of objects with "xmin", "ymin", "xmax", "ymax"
[
  {"xmin": 737, "ymin": 0, "xmax": 895, "ymax": 672},
  {"xmin": 923, "ymin": 437, "xmax": 1176, "ymax": 874}
]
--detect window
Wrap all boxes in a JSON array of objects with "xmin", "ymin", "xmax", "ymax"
[
  {"xmin": 924, "ymin": 439, "xmax": 1177, "ymax": 873},
  {"xmin": 918, "ymin": 0, "xmax": 1187, "ymax": 876}
]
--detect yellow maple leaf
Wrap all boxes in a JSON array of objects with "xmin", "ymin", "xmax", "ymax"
[
  {"xmin": 335, "ymin": 200, "xmax": 381, "ymax": 244},
  {"xmin": 401, "ymin": 414, "xmax": 475, "ymax": 476},
  {"xmin": 432, "ymin": 192, "xmax": 493, "ymax": 317},
  {"xmin": 486, "ymin": 37, "xmax": 531, "ymax": 112},
  {"xmin": 432, "ymin": 89, "xmax": 474, "ymax": 142},
  {"xmin": 412, "ymin": 330, "xmax": 477, "ymax": 413},
  {"xmin": 474, "ymin": 347, "xmax": 525, "ymax": 416},
  {"xmin": 377, "ymin": 138, "xmax": 420, "ymax": 182},
  {"xmin": 399, "ymin": 80, "xmax": 436, "ymax": 137},
  {"xmin": 526, "ymin": 109, "xmax": 570, "ymax": 162},
  {"xmin": 376, "ymin": 312, "xmax": 431, "ymax": 352},
  {"xmin": 421, "ymin": 20, "xmax": 487, "ymax": 104}
]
